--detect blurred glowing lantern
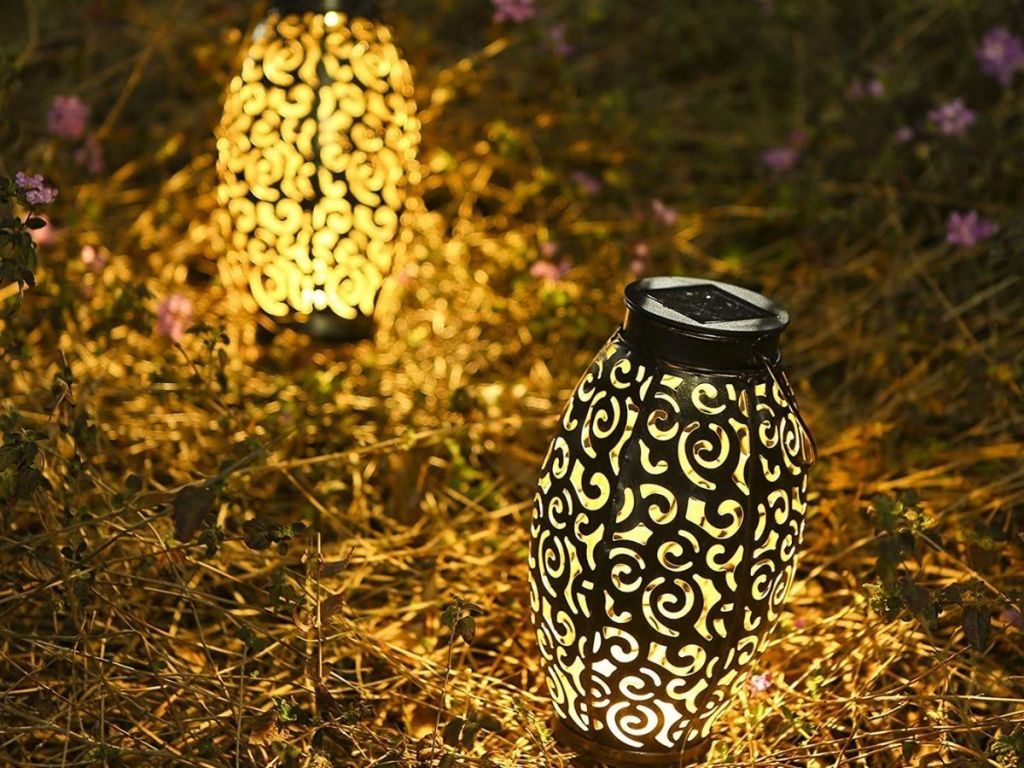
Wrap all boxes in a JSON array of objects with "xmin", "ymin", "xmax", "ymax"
[
  {"xmin": 216, "ymin": 0, "xmax": 420, "ymax": 340},
  {"xmin": 529, "ymin": 277, "xmax": 815, "ymax": 765}
]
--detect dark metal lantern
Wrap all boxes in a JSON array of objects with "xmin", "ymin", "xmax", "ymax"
[{"xmin": 529, "ymin": 276, "xmax": 815, "ymax": 766}]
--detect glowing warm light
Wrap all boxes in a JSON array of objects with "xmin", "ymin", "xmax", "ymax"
[{"xmin": 216, "ymin": 8, "xmax": 420, "ymax": 333}]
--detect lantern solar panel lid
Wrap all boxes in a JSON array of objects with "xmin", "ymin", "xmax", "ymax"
[{"xmin": 623, "ymin": 276, "xmax": 790, "ymax": 368}]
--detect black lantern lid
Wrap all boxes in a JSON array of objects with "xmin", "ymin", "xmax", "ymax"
[
  {"xmin": 623, "ymin": 276, "xmax": 790, "ymax": 370},
  {"xmin": 271, "ymin": 0, "xmax": 381, "ymax": 17}
]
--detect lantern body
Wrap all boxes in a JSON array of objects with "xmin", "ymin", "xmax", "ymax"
[
  {"xmin": 215, "ymin": 5, "xmax": 419, "ymax": 339},
  {"xmin": 529, "ymin": 277, "xmax": 814, "ymax": 766}
]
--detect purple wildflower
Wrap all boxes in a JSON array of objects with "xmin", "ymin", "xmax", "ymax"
[
  {"xmin": 156, "ymin": 294, "xmax": 194, "ymax": 342},
  {"xmin": 977, "ymin": 27, "xmax": 1024, "ymax": 87},
  {"xmin": 928, "ymin": 98, "xmax": 976, "ymax": 137},
  {"xmin": 570, "ymin": 170, "xmax": 602, "ymax": 196},
  {"xmin": 492, "ymin": 0, "xmax": 535, "ymax": 24},
  {"xmin": 946, "ymin": 210, "xmax": 998, "ymax": 247},
  {"xmin": 546, "ymin": 23, "xmax": 573, "ymax": 58},
  {"xmin": 48, "ymin": 95, "xmax": 89, "ymax": 140},
  {"xmin": 761, "ymin": 146, "xmax": 799, "ymax": 173},
  {"xmin": 651, "ymin": 199, "xmax": 679, "ymax": 227},
  {"xmin": 894, "ymin": 125, "xmax": 915, "ymax": 143},
  {"xmin": 761, "ymin": 130, "xmax": 806, "ymax": 173},
  {"xmin": 530, "ymin": 258, "xmax": 572, "ymax": 281},
  {"xmin": 748, "ymin": 672, "xmax": 773, "ymax": 695},
  {"xmin": 74, "ymin": 134, "xmax": 105, "ymax": 176},
  {"xmin": 14, "ymin": 172, "xmax": 59, "ymax": 206}
]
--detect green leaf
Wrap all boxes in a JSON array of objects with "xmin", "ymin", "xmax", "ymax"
[
  {"xmin": 242, "ymin": 519, "xmax": 273, "ymax": 551},
  {"xmin": 172, "ymin": 484, "xmax": 216, "ymax": 542},
  {"xmin": 442, "ymin": 717, "xmax": 464, "ymax": 747},
  {"xmin": 441, "ymin": 604, "xmax": 458, "ymax": 629},
  {"xmin": 236, "ymin": 626, "xmax": 269, "ymax": 653},
  {"xmin": 962, "ymin": 603, "xmax": 991, "ymax": 650},
  {"xmin": 197, "ymin": 525, "xmax": 224, "ymax": 559},
  {"xmin": 461, "ymin": 724, "xmax": 480, "ymax": 748},
  {"xmin": 456, "ymin": 616, "xmax": 476, "ymax": 644},
  {"xmin": 477, "ymin": 714, "xmax": 502, "ymax": 732},
  {"xmin": 15, "ymin": 466, "xmax": 44, "ymax": 499}
]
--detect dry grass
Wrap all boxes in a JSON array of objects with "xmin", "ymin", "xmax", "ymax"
[{"xmin": 1, "ymin": 1, "xmax": 1023, "ymax": 766}]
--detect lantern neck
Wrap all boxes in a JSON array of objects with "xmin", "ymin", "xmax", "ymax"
[
  {"xmin": 621, "ymin": 276, "xmax": 788, "ymax": 372},
  {"xmin": 270, "ymin": 0, "xmax": 382, "ymax": 18},
  {"xmin": 621, "ymin": 312, "xmax": 781, "ymax": 371}
]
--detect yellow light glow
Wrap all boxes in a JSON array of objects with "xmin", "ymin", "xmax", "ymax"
[{"xmin": 216, "ymin": 10, "xmax": 420, "ymax": 323}]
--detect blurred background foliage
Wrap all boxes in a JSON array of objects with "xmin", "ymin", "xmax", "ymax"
[{"xmin": 0, "ymin": 0, "xmax": 1022, "ymax": 766}]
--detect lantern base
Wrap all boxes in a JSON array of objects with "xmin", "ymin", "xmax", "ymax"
[
  {"xmin": 553, "ymin": 719, "xmax": 710, "ymax": 767},
  {"xmin": 254, "ymin": 312, "xmax": 375, "ymax": 344},
  {"xmin": 296, "ymin": 312, "xmax": 375, "ymax": 342}
]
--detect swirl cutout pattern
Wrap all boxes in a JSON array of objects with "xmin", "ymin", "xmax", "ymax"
[
  {"xmin": 216, "ymin": 12, "xmax": 420, "ymax": 320},
  {"xmin": 529, "ymin": 332, "xmax": 809, "ymax": 755}
]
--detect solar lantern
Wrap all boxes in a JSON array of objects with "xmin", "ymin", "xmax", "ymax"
[
  {"xmin": 529, "ymin": 276, "xmax": 815, "ymax": 765},
  {"xmin": 216, "ymin": 0, "xmax": 420, "ymax": 340}
]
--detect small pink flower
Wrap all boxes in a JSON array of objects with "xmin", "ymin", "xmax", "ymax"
[
  {"xmin": 928, "ymin": 98, "xmax": 976, "ymax": 137},
  {"xmin": 530, "ymin": 258, "xmax": 572, "ymax": 281},
  {"xmin": 847, "ymin": 77, "xmax": 888, "ymax": 100},
  {"xmin": 748, "ymin": 672, "xmax": 773, "ymax": 695},
  {"xmin": 29, "ymin": 214, "xmax": 57, "ymax": 247},
  {"xmin": 492, "ymin": 0, "xmax": 535, "ymax": 23},
  {"xmin": 977, "ymin": 27, "xmax": 1024, "ymax": 87},
  {"xmin": 156, "ymin": 293, "xmax": 194, "ymax": 342},
  {"xmin": 80, "ymin": 244, "xmax": 107, "ymax": 273},
  {"xmin": 570, "ymin": 170, "xmax": 602, "ymax": 196},
  {"xmin": 629, "ymin": 241, "xmax": 650, "ymax": 277},
  {"xmin": 761, "ymin": 146, "xmax": 799, "ymax": 173},
  {"xmin": 848, "ymin": 78, "xmax": 885, "ymax": 101},
  {"xmin": 14, "ymin": 172, "xmax": 59, "ymax": 206},
  {"xmin": 946, "ymin": 210, "xmax": 998, "ymax": 247},
  {"xmin": 761, "ymin": 131, "xmax": 806, "ymax": 173},
  {"xmin": 1001, "ymin": 608, "xmax": 1024, "ymax": 632},
  {"xmin": 651, "ymin": 199, "xmax": 679, "ymax": 227},
  {"xmin": 894, "ymin": 125, "xmax": 915, "ymax": 143},
  {"xmin": 793, "ymin": 616, "xmax": 807, "ymax": 629},
  {"xmin": 540, "ymin": 240, "xmax": 560, "ymax": 259},
  {"xmin": 74, "ymin": 134, "xmax": 105, "ymax": 176},
  {"xmin": 48, "ymin": 95, "xmax": 89, "ymax": 140},
  {"xmin": 546, "ymin": 23, "xmax": 573, "ymax": 57}
]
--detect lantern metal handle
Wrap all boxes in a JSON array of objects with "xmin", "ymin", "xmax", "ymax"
[{"xmin": 761, "ymin": 354, "xmax": 817, "ymax": 468}]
